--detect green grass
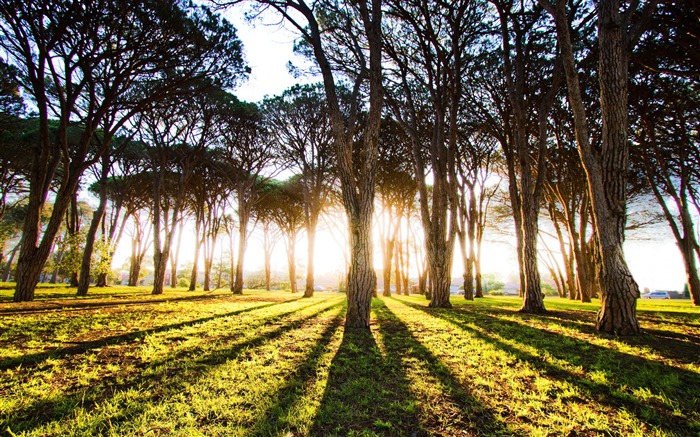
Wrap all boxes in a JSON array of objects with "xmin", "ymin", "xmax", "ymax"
[{"xmin": 1, "ymin": 290, "xmax": 698, "ymax": 436}]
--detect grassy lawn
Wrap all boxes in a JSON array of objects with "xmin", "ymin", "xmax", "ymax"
[{"xmin": 0, "ymin": 288, "xmax": 698, "ymax": 436}]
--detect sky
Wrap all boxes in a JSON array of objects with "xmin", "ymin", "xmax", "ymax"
[{"xmin": 114, "ymin": 5, "xmax": 689, "ymax": 293}]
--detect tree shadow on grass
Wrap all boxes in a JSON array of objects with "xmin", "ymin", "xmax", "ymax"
[
  {"xmin": 374, "ymin": 299, "xmax": 512, "ymax": 436},
  {"xmin": 0, "ymin": 290, "xmax": 291, "ymax": 314},
  {"xmin": 0, "ymin": 299, "xmax": 292, "ymax": 371},
  {"xmin": 3, "ymin": 299, "xmax": 345, "ymax": 434},
  {"xmin": 399, "ymin": 299, "xmax": 700, "ymax": 436},
  {"xmin": 531, "ymin": 309, "xmax": 700, "ymax": 365},
  {"xmin": 249, "ymin": 305, "xmax": 346, "ymax": 435},
  {"xmin": 308, "ymin": 299, "xmax": 511, "ymax": 437}
]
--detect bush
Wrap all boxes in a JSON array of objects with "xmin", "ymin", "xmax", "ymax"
[
  {"xmin": 489, "ymin": 289, "xmax": 504, "ymax": 296},
  {"xmin": 177, "ymin": 278, "xmax": 190, "ymax": 288}
]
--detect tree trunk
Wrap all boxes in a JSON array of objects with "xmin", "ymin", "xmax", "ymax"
[
  {"xmin": 77, "ymin": 156, "xmax": 110, "ymax": 296},
  {"xmin": 394, "ymin": 239, "xmax": 402, "ymax": 295},
  {"xmin": 232, "ymin": 203, "xmax": 248, "ymax": 295},
  {"xmin": 287, "ymin": 237, "xmax": 297, "ymax": 293},
  {"xmin": 545, "ymin": 0, "xmax": 639, "ymax": 333},
  {"xmin": 519, "ymin": 201, "xmax": 545, "ymax": 312},
  {"xmin": 14, "ymin": 178, "xmax": 79, "ymax": 301},
  {"xmin": 344, "ymin": 209, "xmax": 376, "ymax": 328},
  {"xmin": 2, "ymin": 242, "xmax": 19, "ymax": 282},
  {"xmin": 170, "ymin": 220, "xmax": 184, "ymax": 288},
  {"xmin": 153, "ymin": 249, "xmax": 168, "ymax": 295},
  {"xmin": 474, "ymin": 256, "xmax": 484, "ymax": 298},
  {"xmin": 427, "ymin": 222, "xmax": 453, "ymax": 308},
  {"xmin": 189, "ymin": 226, "xmax": 202, "ymax": 291},
  {"xmin": 382, "ymin": 238, "xmax": 394, "ymax": 297},
  {"xmin": 303, "ymin": 215, "xmax": 318, "ymax": 297}
]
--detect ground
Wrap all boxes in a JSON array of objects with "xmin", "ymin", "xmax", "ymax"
[{"xmin": 1, "ymin": 287, "xmax": 698, "ymax": 436}]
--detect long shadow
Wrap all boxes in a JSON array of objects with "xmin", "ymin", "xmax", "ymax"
[
  {"xmin": 503, "ymin": 307, "xmax": 700, "ymax": 366},
  {"xmin": 3, "ymin": 298, "xmax": 345, "ymax": 434},
  {"xmin": 374, "ymin": 299, "xmax": 511, "ymax": 436},
  {"xmin": 398, "ymin": 299, "xmax": 700, "ymax": 436},
  {"xmin": 249, "ymin": 304, "xmax": 346, "ymax": 435},
  {"xmin": 308, "ymin": 305, "xmax": 424, "ymax": 436},
  {"xmin": 0, "ymin": 297, "xmax": 310, "ymax": 371},
  {"xmin": 0, "ymin": 291, "xmax": 287, "ymax": 315}
]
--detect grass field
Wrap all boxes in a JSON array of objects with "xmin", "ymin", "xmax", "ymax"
[{"xmin": 1, "ymin": 287, "xmax": 698, "ymax": 436}]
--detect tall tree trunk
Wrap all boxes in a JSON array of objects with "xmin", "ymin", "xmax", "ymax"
[
  {"xmin": 14, "ymin": 178, "xmax": 79, "ymax": 301},
  {"xmin": 189, "ymin": 223, "xmax": 202, "ymax": 291},
  {"xmin": 458, "ymin": 230, "xmax": 474, "ymax": 301},
  {"xmin": 382, "ymin": 238, "xmax": 394, "ymax": 297},
  {"xmin": 394, "ymin": 238, "xmax": 402, "ymax": 296},
  {"xmin": 303, "ymin": 214, "xmax": 319, "ymax": 297},
  {"xmin": 547, "ymin": 0, "xmax": 639, "ymax": 333},
  {"xmin": 232, "ymin": 202, "xmax": 248, "ymax": 295},
  {"xmin": 77, "ymin": 155, "xmax": 111, "ymax": 296},
  {"xmin": 170, "ymin": 220, "xmax": 184, "ymax": 288},
  {"xmin": 286, "ymin": 236, "xmax": 297, "ymax": 293}
]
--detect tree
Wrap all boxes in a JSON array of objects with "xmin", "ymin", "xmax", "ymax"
[
  {"xmin": 263, "ymin": 83, "xmax": 336, "ymax": 297},
  {"xmin": 259, "ymin": 178, "xmax": 306, "ymax": 293},
  {"xmin": 376, "ymin": 118, "xmax": 417, "ymax": 297},
  {"xmin": 489, "ymin": 0, "xmax": 562, "ymax": 313},
  {"xmin": 455, "ymin": 131, "xmax": 500, "ymax": 300},
  {"xmin": 139, "ymin": 86, "xmax": 227, "ymax": 295},
  {"xmin": 631, "ymin": 73, "xmax": 700, "ymax": 305},
  {"xmin": 538, "ymin": 0, "xmax": 657, "ymax": 333},
  {"xmin": 231, "ymin": 0, "xmax": 383, "ymax": 328},
  {"xmin": 1, "ymin": 0, "xmax": 247, "ymax": 301},
  {"xmin": 216, "ymin": 97, "xmax": 275, "ymax": 295},
  {"xmin": 384, "ymin": 0, "xmax": 489, "ymax": 308}
]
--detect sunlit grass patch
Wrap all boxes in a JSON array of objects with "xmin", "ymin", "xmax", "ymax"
[
  {"xmin": 390, "ymin": 294, "xmax": 700, "ymax": 436},
  {"xmin": 1, "ymin": 290, "xmax": 698, "ymax": 436}
]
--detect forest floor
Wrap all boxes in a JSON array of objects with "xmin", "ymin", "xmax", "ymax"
[{"xmin": 0, "ymin": 287, "xmax": 698, "ymax": 436}]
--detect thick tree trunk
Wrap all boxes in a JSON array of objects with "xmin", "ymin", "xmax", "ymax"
[
  {"xmin": 547, "ymin": 0, "xmax": 639, "ymax": 333},
  {"xmin": 14, "ymin": 178, "xmax": 78, "ymax": 301},
  {"xmin": 152, "ymin": 250, "xmax": 168, "ymax": 295},
  {"xmin": 344, "ymin": 210, "xmax": 376, "ymax": 328},
  {"xmin": 520, "ymin": 203, "xmax": 545, "ymax": 313},
  {"xmin": 427, "ymin": 226, "xmax": 453, "ymax": 308},
  {"xmin": 594, "ymin": 0, "xmax": 640, "ymax": 334}
]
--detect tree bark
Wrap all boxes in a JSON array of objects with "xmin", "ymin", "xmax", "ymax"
[
  {"xmin": 303, "ymin": 214, "xmax": 318, "ymax": 297},
  {"xmin": 14, "ymin": 175, "xmax": 80, "ymax": 301},
  {"xmin": 382, "ymin": 237, "xmax": 395, "ymax": 297},
  {"xmin": 189, "ymin": 222, "xmax": 202, "ymax": 291},
  {"xmin": 232, "ymin": 200, "xmax": 249, "ymax": 295},
  {"xmin": 286, "ymin": 237, "xmax": 297, "ymax": 293},
  {"xmin": 545, "ymin": 0, "xmax": 640, "ymax": 333},
  {"xmin": 344, "ymin": 208, "xmax": 377, "ymax": 328},
  {"xmin": 77, "ymin": 158, "xmax": 110, "ymax": 296}
]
